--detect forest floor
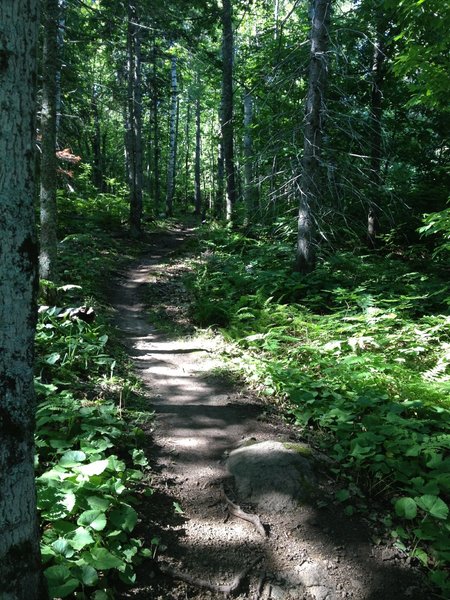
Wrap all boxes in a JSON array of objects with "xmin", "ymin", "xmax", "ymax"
[{"xmin": 109, "ymin": 224, "xmax": 430, "ymax": 600}]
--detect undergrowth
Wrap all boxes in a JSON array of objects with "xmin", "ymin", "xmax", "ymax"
[
  {"xmin": 186, "ymin": 222, "xmax": 450, "ymax": 596},
  {"xmin": 35, "ymin": 190, "xmax": 156, "ymax": 599}
]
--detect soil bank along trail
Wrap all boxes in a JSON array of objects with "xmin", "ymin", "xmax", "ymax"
[{"xmin": 112, "ymin": 228, "xmax": 427, "ymax": 600}]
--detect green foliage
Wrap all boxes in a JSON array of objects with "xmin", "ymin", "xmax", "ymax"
[
  {"xmin": 419, "ymin": 207, "xmax": 450, "ymax": 257},
  {"xmin": 35, "ymin": 306, "xmax": 151, "ymax": 598},
  {"xmin": 35, "ymin": 200, "xmax": 154, "ymax": 598},
  {"xmin": 187, "ymin": 225, "xmax": 450, "ymax": 594}
]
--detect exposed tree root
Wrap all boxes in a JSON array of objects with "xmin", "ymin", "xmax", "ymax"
[
  {"xmin": 252, "ymin": 569, "xmax": 266, "ymax": 600},
  {"xmin": 221, "ymin": 485, "xmax": 268, "ymax": 539},
  {"xmin": 160, "ymin": 556, "xmax": 262, "ymax": 596}
]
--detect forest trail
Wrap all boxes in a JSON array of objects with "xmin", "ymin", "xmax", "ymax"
[{"xmin": 111, "ymin": 226, "xmax": 427, "ymax": 600}]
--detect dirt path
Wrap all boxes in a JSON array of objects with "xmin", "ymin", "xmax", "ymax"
[{"xmin": 112, "ymin": 228, "xmax": 428, "ymax": 600}]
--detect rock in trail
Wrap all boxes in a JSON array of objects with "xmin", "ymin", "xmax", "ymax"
[{"xmin": 112, "ymin": 228, "xmax": 427, "ymax": 600}]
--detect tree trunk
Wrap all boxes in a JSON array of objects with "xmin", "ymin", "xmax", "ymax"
[
  {"xmin": 221, "ymin": 0, "xmax": 237, "ymax": 223},
  {"xmin": 184, "ymin": 96, "xmax": 191, "ymax": 208},
  {"xmin": 173, "ymin": 95, "xmax": 180, "ymax": 199},
  {"xmin": 216, "ymin": 100, "xmax": 225, "ymax": 219},
  {"xmin": 152, "ymin": 42, "xmax": 161, "ymax": 214},
  {"xmin": 295, "ymin": 0, "xmax": 332, "ymax": 273},
  {"xmin": 39, "ymin": 0, "xmax": 59, "ymax": 282},
  {"xmin": 274, "ymin": 0, "xmax": 280, "ymax": 39},
  {"xmin": 194, "ymin": 97, "xmax": 202, "ymax": 216},
  {"xmin": 55, "ymin": 0, "xmax": 66, "ymax": 134},
  {"xmin": 368, "ymin": 19, "xmax": 385, "ymax": 248},
  {"xmin": 0, "ymin": 3, "xmax": 44, "ymax": 598},
  {"xmin": 127, "ymin": 0, "xmax": 143, "ymax": 238},
  {"xmin": 92, "ymin": 86, "xmax": 104, "ymax": 191},
  {"xmin": 243, "ymin": 91, "xmax": 257, "ymax": 218},
  {"xmin": 166, "ymin": 54, "xmax": 178, "ymax": 216}
]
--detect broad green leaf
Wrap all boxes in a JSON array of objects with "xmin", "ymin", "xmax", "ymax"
[
  {"xmin": 132, "ymin": 449, "xmax": 148, "ymax": 466},
  {"xmin": 51, "ymin": 520, "xmax": 77, "ymax": 535},
  {"xmin": 81, "ymin": 439, "xmax": 113, "ymax": 454},
  {"xmin": 395, "ymin": 497, "xmax": 417, "ymax": 520},
  {"xmin": 59, "ymin": 450, "xmax": 86, "ymax": 467},
  {"xmin": 81, "ymin": 565, "xmax": 98, "ymax": 586},
  {"xmin": 110, "ymin": 505, "xmax": 138, "ymax": 532},
  {"xmin": 336, "ymin": 489, "xmax": 350, "ymax": 502},
  {"xmin": 52, "ymin": 538, "xmax": 75, "ymax": 558},
  {"xmin": 75, "ymin": 459, "xmax": 109, "ymax": 477},
  {"xmin": 48, "ymin": 579, "xmax": 79, "ymax": 599},
  {"xmin": 37, "ymin": 487, "xmax": 76, "ymax": 520},
  {"xmin": 77, "ymin": 510, "xmax": 107, "ymax": 531},
  {"xmin": 45, "ymin": 352, "xmax": 61, "ymax": 365},
  {"xmin": 68, "ymin": 527, "xmax": 95, "ymax": 550},
  {"xmin": 85, "ymin": 547, "xmax": 124, "ymax": 570},
  {"xmin": 411, "ymin": 548, "xmax": 429, "ymax": 566},
  {"xmin": 92, "ymin": 591, "xmax": 110, "ymax": 600},
  {"xmin": 87, "ymin": 495, "xmax": 110, "ymax": 511},
  {"xmin": 415, "ymin": 495, "xmax": 449, "ymax": 520},
  {"xmin": 113, "ymin": 479, "xmax": 126, "ymax": 495},
  {"xmin": 44, "ymin": 565, "xmax": 71, "ymax": 584},
  {"xmin": 107, "ymin": 456, "xmax": 126, "ymax": 472}
]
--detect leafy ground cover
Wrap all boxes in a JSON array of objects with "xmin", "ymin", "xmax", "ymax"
[
  {"xmin": 186, "ymin": 222, "xmax": 450, "ymax": 595},
  {"xmin": 35, "ymin": 191, "xmax": 156, "ymax": 599}
]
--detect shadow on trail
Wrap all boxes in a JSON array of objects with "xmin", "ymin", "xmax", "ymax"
[{"xmin": 113, "ymin": 227, "xmax": 429, "ymax": 600}]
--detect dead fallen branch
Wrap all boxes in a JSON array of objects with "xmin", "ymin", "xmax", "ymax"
[
  {"xmin": 221, "ymin": 485, "xmax": 268, "ymax": 538},
  {"xmin": 160, "ymin": 556, "xmax": 262, "ymax": 596}
]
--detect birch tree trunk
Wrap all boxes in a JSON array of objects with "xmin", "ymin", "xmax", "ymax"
[
  {"xmin": 194, "ymin": 98, "xmax": 202, "ymax": 216},
  {"xmin": 39, "ymin": 0, "xmax": 59, "ymax": 281},
  {"xmin": 295, "ymin": 0, "xmax": 332, "ymax": 273},
  {"xmin": 127, "ymin": 0, "xmax": 143, "ymax": 237},
  {"xmin": 166, "ymin": 54, "xmax": 178, "ymax": 216},
  {"xmin": 368, "ymin": 17, "xmax": 385, "ymax": 248},
  {"xmin": 216, "ymin": 101, "xmax": 225, "ymax": 219},
  {"xmin": 0, "ymin": 2, "xmax": 44, "ymax": 598},
  {"xmin": 184, "ymin": 96, "xmax": 192, "ymax": 208},
  {"xmin": 221, "ymin": 0, "xmax": 237, "ymax": 223},
  {"xmin": 173, "ymin": 96, "xmax": 180, "ymax": 200}
]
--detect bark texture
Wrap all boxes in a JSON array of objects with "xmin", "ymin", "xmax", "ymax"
[
  {"xmin": 39, "ymin": 0, "xmax": 59, "ymax": 281},
  {"xmin": 0, "ymin": 2, "xmax": 43, "ymax": 598},
  {"xmin": 194, "ymin": 98, "xmax": 202, "ymax": 216},
  {"xmin": 296, "ymin": 0, "xmax": 332, "ymax": 273},
  {"xmin": 150, "ymin": 39, "xmax": 161, "ymax": 214},
  {"xmin": 92, "ymin": 86, "xmax": 104, "ymax": 191},
  {"xmin": 216, "ymin": 101, "xmax": 225, "ymax": 218},
  {"xmin": 221, "ymin": 0, "xmax": 237, "ymax": 222},
  {"xmin": 368, "ymin": 17, "xmax": 385, "ymax": 248},
  {"xmin": 184, "ymin": 96, "xmax": 191, "ymax": 207},
  {"xmin": 243, "ymin": 91, "xmax": 257, "ymax": 217},
  {"xmin": 166, "ymin": 54, "xmax": 178, "ymax": 216},
  {"xmin": 127, "ymin": 0, "xmax": 143, "ymax": 237}
]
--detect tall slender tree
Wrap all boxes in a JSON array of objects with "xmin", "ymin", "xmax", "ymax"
[
  {"xmin": 221, "ymin": 0, "xmax": 237, "ymax": 222},
  {"xmin": 368, "ymin": 12, "xmax": 386, "ymax": 247},
  {"xmin": 166, "ymin": 53, "xmax": 178, "ymax": 216},
  {"xmin": 216, "ymin": 101, "xmax": 225, "ymax": 218},
  {"xmin": 39, "ymin": 0, "xmax": 59, "ymax": 281},
  {"xmin": 0, "ymin": 2, "xmax": 44, "ymax": 597},
  {"xmin": 127, "ymin": 0, "xmax": 143, "ymax": 237},
  {"xmin": 184, "ymin": 95, "xmax": 192, "ymax": 207},
  {"xmin": 296, "ymin": 0, "xmax": 332, "ymax": 272},
  {"xmin": 194, "ymin": 96, "xmax": 202, "ymax": 215},
  {"xmin": 243, "ymin": 90, "xmax": 257, "ymax": 217},
  {"xmin": 152, "ymin": 39, "xmax": 161, "ymax": 214}
]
